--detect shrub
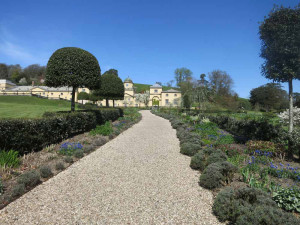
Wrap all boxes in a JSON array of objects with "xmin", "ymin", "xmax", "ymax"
[
  {"xmin": 11, "ymin": 183, "xmax": 25, "ymax": 198},
  {"xmin": 83, "ymin": 145, "xmax": 94, "ymax": 154},
  {"xmin": 17, "ymin": 170, "xmax": 40, "ymax": 188},
  {"xmin": 0, "ymin": 108, "xmax": 123, "ymax": 155},
  {"xmin": 93, "ymin": 137, "xmax": 107, "ymax": 146},
  {"xmin": 89, "ymin": 121, "xmax": 113, "ymax": 136},
  {"xmin": 55, "ymin": 162, "xmax": 65, "ymax": 171},
  {"xmin": 213, "ymin": 187, "xmax": 299, "ymax": 225},
  {"xmin": 190, "ymin": 148, "xmax": 227, "ymax": 171},
  {"xmin": 59, "ymin": 142, "xmax": 83, "ymax": 156},
  {"xmin": 74, "ymin": 149, "xmax": 84, "ymax": 158},
  {"xmin": 0, "ymin": 112, "xmax": 95, "ymax": 155},
  {"xmin": 64, "ymin": 156, "xmax": 73, "ymax": 163},
  {"xmin": 0, "ymin": 150, "xmax": 20, "ymax": 168},
  {"xmin": 180, "ymin": 143, "xmax": 201, "ymax": 156},
  {"xmin": 39, "ymin": 165, "xmax": 53, "ymax": 178},
  {"xmin": 199, "ymin": 161, "xmax": 236, "ymax": 190}
]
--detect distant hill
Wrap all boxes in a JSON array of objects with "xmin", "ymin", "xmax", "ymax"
[{"xmin": 133, "ymin": 83, "xmax": 177, "ymax": 93}]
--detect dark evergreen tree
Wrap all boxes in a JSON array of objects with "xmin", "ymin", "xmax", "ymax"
[{"xmin": 45, "ymin": 47, "xmax": 101, "ymax": 111}]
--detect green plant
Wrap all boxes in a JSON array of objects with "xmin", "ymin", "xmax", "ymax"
[
  {"xmin": 74, "ymin": 149, "xmax": 84, "ymax": 158},
  {"xmin": 180, "ymin": 143, "xmax": 201, "ymax": 156},
  {"xmin": 215, "ymin": 135, "xmax": 235, "ymax": 145},
  {"xmin": 17, "ymin": 170, "xmax": 40, "ymax": 188},
  {"xmin": 44, "ymin": 144, "xmax": 56, "ymax": 152},
  {"xmin": 213, "ymin": 187, "xmax": 299, "ymax": 224},
  {"xmin": 0, "ymin": 177, "xmax": 3, "ymax": 195},
  {"xmin": 55, "ymin": 162, "xmax": 65, "ymax": 171},
  {"xmin": 0, "ymin": 109, "xmax": 122, "ymax": 155},
  {"xmin": 0, "ymin": 150, "xmax": 20, "ymax": 168},
  {"xmin": 272, "ymin": 188, "xmax": 300, "ymax": 213},
  {"xmin": 93, "ymin": 137, "xmax": 107, "ymax": 146},
  {"xmin": 83, "ymin": 145, "xmax": 94, "ymax": 154},
  {"xmin": 11, "ymin": 183, "xmax": 25, "ymax": 198},
  {"xmin": 45, "ymin": 47, "xmax": 101, "ymax": 111},
  {"xmin": 39, "ymin": 165, "xmax": 53, "ymax": 178},
  {"xmin": 64, "ymin": 156, "xmax": 73, "ymax": 163},
  {"xmin": 199, "ymin": 161, "xmax": 237, "ymax": 190},
  {"xmin": 246, "ymin": 140, "xmax": 285, "ymax": 157},
  {"xmin": 190, "ymin": 148, "xmax": 227, "ymax": 171},
  {"xmin": 227, "ymin": 154, "xmax": 247, "ymax": 167},
  {"xmin": 90, "ymin": 121, "xmax": 113, "ymax": 136}
]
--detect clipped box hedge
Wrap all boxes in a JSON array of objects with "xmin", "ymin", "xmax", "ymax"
[{"xmin": 0, "ymin": 108, "xmax": 123, "ymax": 154}]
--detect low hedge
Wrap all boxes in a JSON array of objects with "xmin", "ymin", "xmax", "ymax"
[
  {"xmin": 199, "ymin": 161, "xmax": 237, "ymax": 190},
  {"xmin": 213, "ymin": 187, "xmax": 299, "ymax": 225},
  {"xmin": 0, "ymin": 108, "xmax": 123, "ymax": 154}
]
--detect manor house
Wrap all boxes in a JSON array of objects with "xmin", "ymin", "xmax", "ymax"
[{"xmin": 0, "ymin": 78, "xmax": 181, "ymax": 107}]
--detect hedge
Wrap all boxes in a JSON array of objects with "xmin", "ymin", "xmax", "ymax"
[{"xmin": 0, "ymin": 108, "xmax": 123, "ymax": 154}]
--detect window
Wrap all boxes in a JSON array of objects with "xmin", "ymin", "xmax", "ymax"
[
  {"xmin": 165, "ymin": 99, "xmax": 169, "ymax": 104},
  {"xmin": 174, "ymin": 99, "xmax": 178, "ymax": 105},
  {"xmin": 154, "ymin": 89, "xmax": 158, "ymax": 93},
  {"xmin": 174, "ymin": 94, "xmax": 177, "ymax": 97},
  {"xmin": 61, "ymin": 93, "xmax": 63, "ymax": 95},
  {"xmin": 82, "ymin": 89, "xmax": 85, "ymax": 92},
  {"xmin": 51, "ymin": 93, "xmax": 53, "ymax": 95},
  {"xmin": 166, "ymin": 94, "xmax": 168, "ymax": 97}
]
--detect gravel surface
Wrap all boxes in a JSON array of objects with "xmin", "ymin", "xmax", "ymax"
[{"xmin": 0, "ymin": 110, "xmax": 222, "ymax": 225}]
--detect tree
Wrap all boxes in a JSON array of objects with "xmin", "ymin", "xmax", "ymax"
[
  {"xmin": 45, "ymin": 47, "xmax": 101, "ymax": 111},
  {"xmin": 0, "ymin": 64, "xmax": 8, "ymax": 79},
  {"xmin": 294, "ymin": 92, "xmax": 300, "ymax": 107},
  {"xmin": 259, "ymin": 5, "xmax": 300, "ymax": 132},
  {"xmin": 89, "ymin": 92, "xmax": 102, "ymax": 104},
  {"xmin": 22, "ymin": 64, "xmax": 46, "ymax": 84},
  {"xmin": 77, "ymin": 92, "xmax": 90, "ymax": 104},
  {"xmin": 192, "ymin": 74, "xmax": 213, "ymax": 111},
  {"xmin": 249, "ymin": 83, "xmax": 288, "ymax": 111},
  {"xmin": 174, "ymin": 67, "xmax": 192, "ymax": 87},
  {"xmin": 208, "ymin": 70, "xmax": 234, "ymax": 96},
  {"xmin": 135, "ymin": 90, "xmax": 150, "ymax": 108},
  {"xmin": 94, "ymin": 69, "xmax": 124, "ymax": 107},
  {"xmin": 183, "ymin": 94, "xmax": 191, "ymax": 109}
]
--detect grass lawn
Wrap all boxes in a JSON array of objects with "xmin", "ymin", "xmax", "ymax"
[{"xmin": 0, "ymin": 96, "xmax": 75, "ymax": 118}]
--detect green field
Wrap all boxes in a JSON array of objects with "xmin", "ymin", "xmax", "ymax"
[{"xmin": 0, "ymin": 96, "xmax": 75, "ymax": 118}]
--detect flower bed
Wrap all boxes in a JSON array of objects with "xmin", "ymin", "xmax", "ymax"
[
  {"xmin": 152, "ymin": 109, "xmax": 300, "ymax": 224},
  {"xmin": 0, "ymin": 108, "xmax": 141, "ymax": 210}
]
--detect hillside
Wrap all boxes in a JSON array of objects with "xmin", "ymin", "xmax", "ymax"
[{"xmin": 0, "ymin": 96, "xmax": 75, "ymax": 118}]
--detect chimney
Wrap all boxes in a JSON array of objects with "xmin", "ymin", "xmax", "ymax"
[{"xmin": 32, "ymin": 81, "xmax": 34, "ymax": 86}]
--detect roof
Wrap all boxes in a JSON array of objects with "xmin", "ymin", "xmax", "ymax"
[
  {"xmin": 124, "ymin": 77, "xmax": 133, "ymax": 83},
  {"xmin": 0, "ymin": 79, "xmax": 16, "ymax": 86},
  {"xmin": 162, "ymin": 89, "xmax": 181, "ymax": 93},
  {"xmin": 150, "ymin": 83, "xmax": 162, "ymax": 88},
  {"xmin": 4, "ymin": 86, "xmax": 73, "ymax": 92}
]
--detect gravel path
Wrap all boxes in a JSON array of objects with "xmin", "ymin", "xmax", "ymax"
[{"xmin": 0, "ymin": 110, "xmax": 221, "ymax": 225}]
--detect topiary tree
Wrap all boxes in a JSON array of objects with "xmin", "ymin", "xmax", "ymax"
[
  {"xmin": 259, "ymin": 5, "xmax": 300, "ymax": 133},
  {"xmin": 45, "ymin": 47, "xmax": 101, "ymax": 111},
  {"xmin": 94, "ymin": 69, "xmax": 124, "ymax": 107},
  {"xmin": 77, "ymin": 92, "xmax": 90, "ymax": 104}
]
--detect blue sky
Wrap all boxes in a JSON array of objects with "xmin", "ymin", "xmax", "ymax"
[{"xmin": 0, "ymin": 0, "xmax": 299, "ymax": 98}]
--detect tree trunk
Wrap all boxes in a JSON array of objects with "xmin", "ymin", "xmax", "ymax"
[
  {"xmin": 288, "ymin": 78, "xmax": 294, "ymax": 159},
  {"xmin": 71, "ymin": 87, "xmax": 76, "ymax": 112},
  {"xmin": 106, "ymin": 98, "xmax": 109, "ymax": 107},
  {"xmin": 288, "ymin": 78, "xmax": 294, "ymax": 133}
]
